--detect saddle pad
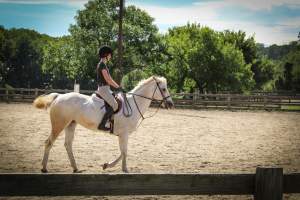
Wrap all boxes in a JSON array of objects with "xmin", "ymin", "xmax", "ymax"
[
  {"xmin": 113, "ymin": 93, "xmax": 138, "ymax": 135},
  {"xmin": 91, "ymin": 93, "xmax": 103, "ymax": 103},
  {"xmin": 90, "ymin": 93, "xmax": 105, "ymax": 110}
]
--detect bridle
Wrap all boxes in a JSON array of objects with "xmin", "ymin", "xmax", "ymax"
[{"xmin": 126, "ymin": 77, "xmax": 171, "ymax": 122}]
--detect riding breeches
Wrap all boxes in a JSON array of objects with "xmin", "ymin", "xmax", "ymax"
[{"xmin": 96, "ymin": 85, "xmax": 118, "ymax": 112}]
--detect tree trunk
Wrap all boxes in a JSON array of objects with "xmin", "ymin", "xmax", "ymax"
[
  {"xmin": 116, "ymin": 0, "xmax": 124, "ymax": 84},
  {"xmin": 196, "ymin": 81, "xmax": 204, "ymax": 93}
]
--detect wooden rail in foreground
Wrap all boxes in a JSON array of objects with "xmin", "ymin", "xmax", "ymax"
[{"xmin": 0, "ymin": 168, "xmax": 299, "ymax": 200}]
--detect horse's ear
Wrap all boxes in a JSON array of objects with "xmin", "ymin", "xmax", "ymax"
[
  {"xmin": 152, "ymin": 76, "xmax": 160, "ymax": 84},
  {"xmin": 154, "ymin": 76, "xmax": 165, "ymax": 84}
]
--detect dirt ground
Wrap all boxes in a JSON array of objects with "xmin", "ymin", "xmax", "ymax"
[{"xmin": 0, "ymin": 103, "xmax": 300, "ymax": 200}]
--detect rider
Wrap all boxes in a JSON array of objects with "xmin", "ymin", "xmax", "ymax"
[{"xmin": 96, "ymin": 45, "xmax": 122, "ymax": 131}]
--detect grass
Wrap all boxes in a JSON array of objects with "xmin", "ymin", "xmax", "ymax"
[{"xmin": 281, "ymin": 105, "xmax": 300, "ymax": 111}]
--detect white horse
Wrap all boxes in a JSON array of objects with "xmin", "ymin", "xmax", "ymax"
[{"xmin": 33, "ymin": 76, "xmax": 174, "ymax": 173}]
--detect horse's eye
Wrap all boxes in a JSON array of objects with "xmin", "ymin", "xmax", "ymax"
[{"xmin": 162, "ymin": 88, "xmax": 166, "ymax": 92}]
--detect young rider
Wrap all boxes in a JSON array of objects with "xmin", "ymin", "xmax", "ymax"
[{"xmin": 96, "ymin": 45, "xmax": 122, "ymax": 131}]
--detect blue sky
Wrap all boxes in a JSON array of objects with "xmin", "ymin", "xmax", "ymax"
[{"xmin": 0, "ymin": 0, "xmax": 299, "ymax": 45}]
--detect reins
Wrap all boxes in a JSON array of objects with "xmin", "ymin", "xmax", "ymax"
[
  {"xmin": 125, "ymin": 77, "xmax": 170, "ymax": 128},
  {"xmin": 121, "ymin": 92, "xmax": 133, "ymax": 117}
]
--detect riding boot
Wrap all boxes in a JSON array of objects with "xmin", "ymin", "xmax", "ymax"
[{"xmin": 98, "ymin": 106, "xmax": 114, "ymax": 131}]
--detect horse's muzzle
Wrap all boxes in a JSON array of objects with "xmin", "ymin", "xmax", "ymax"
[{"xmin": 165, "ymin": 100, "xmax": 175, "ymax": 109}]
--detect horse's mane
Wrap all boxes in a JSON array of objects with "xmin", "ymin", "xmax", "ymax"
[{"xmin": 130, "ymin": 76, "xmax": 166, "ymax": 93}]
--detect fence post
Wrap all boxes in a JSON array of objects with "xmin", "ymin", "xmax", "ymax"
[
  {"xmin": 263, "ymin": 97, "xmax": 267, "ymax": 109},
  {"xmin": 21, "ymin": 88, "xmax": 24, "ymax": 100},
  {"xmin": 227, "ymin": 95, "xmax": 231, "ymax": 109},
  {"xmin": 5, "ymin": 88, "xmax": 9, "ymax": 103},
  {"xmin": 74, "ymin": 83, "xmax": 80, "ymax": 93},
  {"xmin": 255, "ymin": 167, "xmax": 283, "ymax": 200},
  {"xmin": 193, "ymin": 88, "xmax": 199, "ymax": 108},
  {"xmin": 35, "ymin": 88, "xmax": 38, "ymax": 97}
]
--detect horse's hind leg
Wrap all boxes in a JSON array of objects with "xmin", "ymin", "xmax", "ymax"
[
  {"xmin": 41, "ymin": 108, "xmax": 69, "ymax": 173},
  {"xmin": 64, "ymin": 121, "xmax": 79, "ymax": 173},
  {"xmin": 41, "ymin": 132, "xmax": 59, "ymax": 173}
]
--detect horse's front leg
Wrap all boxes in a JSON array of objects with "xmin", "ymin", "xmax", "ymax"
[
  {"xmin": 102, "ymin": 133, "xmax": 129, "ymax": 173},
  {"xmin": 102, "ymin": 154, "xmax": 122, "ymax": 170},
  {"xmin": 119, "ymin": 133, "xmax": 129, "ymax": 173}
]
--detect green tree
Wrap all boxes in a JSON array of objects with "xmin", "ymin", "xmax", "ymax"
[
  {"xmin": 251, "ymin": 56, "xmax": 280, "ymax": 91},
  {"xmin": 163, "ymin": 24, "xmax": 256, "ymax": 93},
  {"xmin": 121, "ymin": 69, "xmax": 147, "ymax": 91},
  {"xmin": 262, "ymin": 41, "xmax": 298, "ymax": 60},
  {"xmin": 277, "ymin": 49, "xmax": 300, "ymax": 91},
  {"xmin": 164, "ymin": 24, "xmax": 198, "ymax": 92},
  {"xmin": 256, "ymin": 34, "xmax": 300, "ymax": 91},
  {"xmin": 0, "ymin": 27, "xmax": 50, "ymax": 88},
  {"xmin": 220, "ymin": 30, "xmax": 257, "ymax": 64},
  {"xmin": 0, "ymin": 26, "xmax": 6, "ymax": 86},
  {"xmin": 42, "ymin": 36, "xmax": 75, "ymax": 88},
  {"xmin": 188, "ymin": 26, "xmax": 254, "ymax": 93},
  {"xmin": 51, "ymin": 0, "xmax": 161, "ymax": 89}
]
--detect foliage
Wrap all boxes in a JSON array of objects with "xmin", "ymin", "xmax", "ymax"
[
  {"xmin": 42, "ymin": 36, "xmax": 76, "ymax": 88},
  {"xmin": 165, "ymin": 24, "xmax": 254, "ymax": 93},
  {"xmin": 190, "ymin": 28, "xmax": 254, "ymax": 92},
  {"xmin": 260, "ymin": 41, "xmax": 299, "ymax": 60},
  {"xmin": 251, "ymin": 56, "xmax": 280, "ymax": 91},
  {"xmin": 121, "ymin": 69, "xmax": 148, "ymax": 91},
  {"xmin": 220, "ymin": 30, "xmax": 257, "ymax": 64},
  {"xmin": 276, "ymin": 47, "xmax": 300, "ymax": 91},
  {"xmin": 0, "ymin": 27, "xmax": 51, "ymax": 88},
  {"xmin": 0, "ymin": 0, "xmax": 299, "ymax": 92},
  {"xmin": 163, "ymin": 24, "xmax": 196, "ymax": 92},
  {"xmin": 55, "ymin": 0, "xmax": 161, "ymax": 89}
]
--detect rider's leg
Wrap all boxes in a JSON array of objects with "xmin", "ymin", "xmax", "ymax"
[
  {"xmin": 96, "ymin": 86, "xmax": 118, "ymax": 131},
  {"xmin": 96, "ymin": 86, "xmax": 118, "ymax": 111},
  {"xmin": 98, "ymin": 106, "xmax": 113, "ymax": 130}
]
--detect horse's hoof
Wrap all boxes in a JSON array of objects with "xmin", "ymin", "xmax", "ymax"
[
  {"xmin": 41, "ymin": 169, "xmax": 48, "ymax": 173},
  {"xmin": 102, "ymin": 163, "xmax": 108, "ymax": 170},
  {"xmin": 73, "ymin": 169, "xmax": 85, "ymax": 173}
]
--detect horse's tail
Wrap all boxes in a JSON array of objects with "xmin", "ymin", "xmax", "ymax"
[{"xmin": 33, "ymin": 93, "xmax": 59, "ymax": 110}]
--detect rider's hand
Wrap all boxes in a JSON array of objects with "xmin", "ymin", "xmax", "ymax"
[{"xmin": 117, "ymin": 87, "xmax": 126, "ymax": 93}]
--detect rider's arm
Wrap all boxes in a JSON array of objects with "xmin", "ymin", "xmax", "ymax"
[{"xmin": 101, "ymin": 69, "xmax": 120, "ymax": 89}]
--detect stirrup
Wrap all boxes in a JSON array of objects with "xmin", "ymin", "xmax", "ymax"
[
  {"xmin": 110, "ymin": 120, "xmax": 114, "ymax": 134},
  {"xmin": 98, "ymin": 106, "xmax": 114, "ymax": 131},
  {"xmin": 98, "ymin": 117, "xmax": 112, "ymax": 131},
  {"xmin": 98, "ymin": 123, "xmax": 111, "ymax": 131}
]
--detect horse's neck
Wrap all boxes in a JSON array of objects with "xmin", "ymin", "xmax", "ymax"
[{"xmin": 131, "ymin": 83, "xmax": 155, "ymax": 116}]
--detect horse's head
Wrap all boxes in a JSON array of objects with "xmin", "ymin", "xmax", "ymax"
[{"xmin": 152, "ymin": 77, "xmax": 174, "ymax": 109}]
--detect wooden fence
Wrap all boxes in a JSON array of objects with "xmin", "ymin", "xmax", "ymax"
[
  {"xmin": 0, "ymin": 168, "xmax": 299, "ymax": 200},
  {"xmin": 172, "ymin": 93, "xmax": 300, "ymax": 110},
  {"xmin": 0, "ymin": 88, "xmax": 300, "ymax": 110}
]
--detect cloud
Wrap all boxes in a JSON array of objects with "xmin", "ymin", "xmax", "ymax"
[
  {"xmin": 209, "ymin": 20, "xmax": 298, "ymax": 45},
  {"xmin": 278, "ymin": 16, "xmax": 300, "ymax": 28},
  {"xmin": 132, "ymin": 1, "xmax": 299, "ymax": 44},
  {"xmin": 2, "ymin": 0, "xmax": 299, "ymax": 44},
  {"xmin": 132, "ymin": 2, "xmax": 223, "ymax": 26},
  {"xmin": 194, "ymin": 0, "xmax": 300, "ymax": 11}
]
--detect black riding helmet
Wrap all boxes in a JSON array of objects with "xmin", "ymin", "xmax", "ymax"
[{"xmin": 98, "ymin": 45, "xmax": 113, "ymax": 58}]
